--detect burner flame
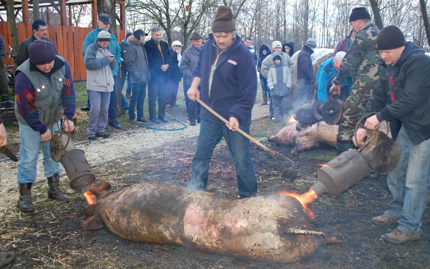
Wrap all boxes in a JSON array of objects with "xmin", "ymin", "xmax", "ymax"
[
  {"xmin": 83, "ymin": 191, "xmax": 97, "ymax": 205},
  {"xmin": 277, "ymin": 189, "xmax": 318, "ymax": 218},
  {"xmin": 286, "ymin": 115, "xmax": 297, "ymax": 125}
]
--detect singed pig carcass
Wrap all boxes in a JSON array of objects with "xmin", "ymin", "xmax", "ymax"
[
  {"xmin": 83, "ymin": 182, "xmax": 322, "ymax": 263},
  {"xmin": 269, "ymin": 121, "xmax": 338, "ymax": 154}
]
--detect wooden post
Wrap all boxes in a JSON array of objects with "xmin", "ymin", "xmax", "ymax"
[
  {"xmin": 119, "ymin": 0, "xmax": 125, "ymax": 30},
  {"xmin": 91, "ymin": 0, "xmax": 97, "ymax": 28},
  {"xmin": 22, "ymin": 0, "xmax": 29, "ymax": 23},
  {"xmin": 68, "ymin": 5, "xmax": 72, "ymax": 26},
  {"xmin": 59, "ymin": 0, "xmax": 67, "ymax": 26},
  {"xmin": 46, "ymin": 7, "xmax": 50, "ymax": 25}
]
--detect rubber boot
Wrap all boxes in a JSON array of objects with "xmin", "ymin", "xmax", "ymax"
[
  {"xmin": 0, "ymin": 251, "xmax": 14, "ymax": 267},
  {"xmin": 336, "ymin": 139, "xmax": 354, "ymax": 155},
  {"xmin": 17, "ymin": 183, "xmax": 35, "ymax": 212},
  {"xmin": 47, "ymin": 173, "xmax": 70, "ymax": 202},
  {"xmin": 261, "ymin": 96, "xmax": 268, "ymax": 105}
]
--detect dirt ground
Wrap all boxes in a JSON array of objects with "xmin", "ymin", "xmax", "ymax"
[{"xmin": 1, "ymin": 114, "xmax": 429, "ymax": 268}]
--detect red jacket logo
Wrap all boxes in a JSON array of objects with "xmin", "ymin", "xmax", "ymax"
[{"xmin": 227, "ymin": 59, "xmax": 237, "ymax": 65}]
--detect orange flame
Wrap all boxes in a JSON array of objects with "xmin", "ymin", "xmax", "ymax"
[
  {"xmin": 83, "ymin": 191, "xmax": 97, "ymax": 205},
  {"xmin": 286, "ymin": 114, "xmax": 297, "ymax": 125},
  {"xmin": 319, "ymin": 162, "xmax": 334, "ymax": 169},
  {"xmin": 277, "ymin": 189, "xmax": 318, "ymax": 219}
]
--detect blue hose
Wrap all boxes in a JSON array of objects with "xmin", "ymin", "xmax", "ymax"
[{"xmin": 138, "ymin": 110, "xmax": 188, "ymax": 131}]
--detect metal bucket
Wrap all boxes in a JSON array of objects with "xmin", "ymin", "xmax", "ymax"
[
  {"xmin": 294, "ymin": 100, "xmax": 323, "ymax": 125},
  {"xmin": 60, "ymin": 149, "xmax": 95, "ymax": 193},
  {"xmin": 312, "ymin": 149, "xmax": 370, "ymax": 197},
  {"xmin": 321, "ymin": 99, "xmax": 344, "ymax": 125}
]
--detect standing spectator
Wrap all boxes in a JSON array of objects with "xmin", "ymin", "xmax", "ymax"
[
  {"xmin": 84, "ymin": 30, "xmax": 116, "ymax": 140},
  {"xmin": 187, "ymin": 6, "xmax": 258, "ymax": 199},
  {"xmin": 81, "ymin": 13, "xmax": 122, "ymax": 130},
  {"xmin": 15, "ymin": 19, "xmax": 57, "ymax": 67},
  {"xmin": 334, "ymin": 30, "xmax": 356, "ymax": 56},
  {"xmin": 354, "ymin": 26, "xmax": 430, "ymax": 244},
  {"xmin": 267, "ymin": 51, "xmax": 292, "ymax": 122},
  {"xmin": 0, "ymin": 33, "xmax": 9, "ymax": 101},
  {"xmin": 257, "ymin": 44, "xmax": 271, "ymax": 106},
  {"xmin": 180, "ymin": 32, "xmax": 202, "ymax": 126},
  {"xmin": 297, "ymin": 38, "xmax": 317, "ymax": 108},
  {"xmin": 145, "ymin": 27, "xmax": 171, "ymax": 123},
  {"xmin": 119, "ymin": 32, "xmax": 133, "ymax": 109},
  {"xmin": 282, "ymin": 42, "xmax": 295, "ymax": 57},
  {"xmin": 14, "ymin": 40, "xmax": 75, "ymax": 212},
  {"xmin": 244, "ymin": 37, "xmax": 257, "ymax": 65},
  {"xmin": 125, "ymin": 29, "xmax": 151, "ymax": 125},
  {"xmin": 330, "ymin": 7, "xmax": 381, "ymax": 154},
  {"xmin": 166, "ymin": 40, "xmax": 183, "ymax": 107}
]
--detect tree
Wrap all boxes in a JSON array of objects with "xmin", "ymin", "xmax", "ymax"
[
  {"xmin": 419, "ymin": 0, "xmax": 430, "ymax": 48},
  {"xmin": 369, "ymin": 0, "xmax": 383, "ymax": 29}
]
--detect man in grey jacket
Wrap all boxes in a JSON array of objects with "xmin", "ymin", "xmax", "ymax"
[
  {"xmin": 125, "ymin": 29, "xmax": 151, "ymax": 125},
  {"xmin": 180, "ymin": 32, "xmax": 202, "ymax": 126},
  {"xmin": 84, "ymin": 30, "xmax": 116, "ymax": 140}
]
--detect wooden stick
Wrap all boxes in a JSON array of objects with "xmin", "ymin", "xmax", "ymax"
[{"xmin": 196, "ymin": 98, "xmax": 295, "ymax": 165}]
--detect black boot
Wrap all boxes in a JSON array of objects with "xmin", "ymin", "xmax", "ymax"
[
  {"xmin": 0, "ymin": 251, "xmax": 14, "ymax": 267},
  {"xmin": 47, "ymin": 173, "xmax": 70, "ymax": 202},
  {"xmin": 261, "ymin": 96, "xmax": 268, "ymax": 105},
  {"xmin": 18, "ymin": 183, "xmax": 35, "ymax": 212}
]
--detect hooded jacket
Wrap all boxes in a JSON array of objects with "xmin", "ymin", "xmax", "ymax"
[
  {"xmin": 297, "ymin": 44, "xmax": 315, "ymax": 84},
  {"xmin": 364, "ymin": 41, "xmax": 430, "ymax": 145},
  {"xmin": 124, "ymin": 35, "xmax": 151, "ymax": 84},
  {"xmin": 267, "ymin": 52, "xmax": 292, "ymax": 97},
  {"xmin": 193, "ymin": 33, "xmax": 257, "ymax": 125},
  {"xmin": 84, "ymin": 41, "xmax": 116, "ymax": 92},
  {"xmin": 261, "ymin": 51, "xmax": 294, "ymax": 79},
  {"xmin": 257, "ymin": 44, "xmax": 271, "ymax": 71},
  {"xmin": 282, "ymin": 42, "xmax": 295, "ymax": 57}
]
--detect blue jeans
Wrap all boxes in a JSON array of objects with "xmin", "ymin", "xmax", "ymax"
[
  {"xmin": 148, "ymin": 81, "xmax": 167, "ymax": 120},
  {"xmin": 87, "ymin": 90, "xmax": 111, "ymax": 135},
  {"xmin": 385, "ymin": 127, "xmax": 430, "ymax": 234},
  {"xmin": 297, "ymin": 78, "xmax": 311, "ymax": 108},
  {"xmin": 17, "ymin": 122, "xmax": 62, "ymax": 183},
  {"xmin": 108, "ymin": 76, "xmax": 119, "ymax": 125},
  {"xmin": 129, "ymin": 83, "xmax": 146, "ymax": 120},
  {"xmin": 188, "ymin": 120, "xmax": 257, "ymax": 198},
  {"xmin": 260, "ymin": 75, "xmax": 274, "ymax": 117},
  {"xmin": 183, "ymin": 80, "xmax": 200, "ymax": 122}
]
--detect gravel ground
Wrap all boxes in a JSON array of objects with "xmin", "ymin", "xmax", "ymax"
[{"xmin": 0, "ymin": 103, "xmax": 271, "ymax": 217}]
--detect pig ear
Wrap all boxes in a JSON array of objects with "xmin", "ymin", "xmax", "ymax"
[{"xmin": 82, "ymin": 214, "xmax": 104, "ymax": 231}]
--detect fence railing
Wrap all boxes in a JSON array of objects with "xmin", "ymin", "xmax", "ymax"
[{"xmin": 0, "ymin": 22, "xmax": 125, "ymax": 81}]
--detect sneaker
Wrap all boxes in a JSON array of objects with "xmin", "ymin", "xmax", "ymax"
[
  {"xmin": 81, "ymin": 106, "xmax": 90, "ymax": 111},
  {"xmin": 88, "ymin": 134, "xmax": 96, "ymax": 140},
  {"xmin": 372, "ymin": 214, "xmax": 399, "ymax": 225},
  {"xmin": 271, "ymin": 117, "xmax": 276, "ymax": 121},
  {"xmin": 129, "ymin": 120, "xmax": 139, "ymax": 125},
  {"xmin": 190, "ymin": 120, "xmax": 196, "ymax": 126},
  {"xmin": 96, "ymin": 132, "xmax": 111, "ymax": 138},
  {"xmin": 381, "ymin": 228, "xmax": 420, "ymax": 244}
]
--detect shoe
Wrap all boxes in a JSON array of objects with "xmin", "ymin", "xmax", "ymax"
[
  {"xmin": 137, "ymin": 118, "xmax": 151, "ymax": 125},
  {"xmin": 197, "ymin": 118, "xmax": 201, "ymax": 123},
  {"xmin": 159, "ymin": 117, "xmax": 168, "ymax": 123},
  {"xmin": 123, "ymin": 107, "xmax": 129, "ymax": 112},
  {"xmin": 150, "ymin": 118, "xmax": 160, "ymax": 123},
  {"xmin": 171, "ymin": 103, "xmax": 179, "ymax": 107},
  {"xmin": 190, "ymin": 120, "xmax": 196, "ymax": 126},
  {"xmin": 109, "ymin": 122, "xmax": 122, "ymax": 129},
  {"xmin": 368, "ymin": 171, "xmax": 378, "ymax": 179},
  {"xmin": 17, "ymin": 183, "xmax": 35, "ymax": 212},
  {"xmin": 96, "ymin": 132, "xmax": 111, "ymax": 138},
  {"xmin": 261, "ymin": 103, "xmax": 268, "ymax": 106},
  {"xmin": 88, "ymin": 134, "xmax": 96, "ymax": 140},
  {"xmin": 271, "ymin": 117, "xmax": 276, "ymax": 121},
  {"xmin": 0, "ymin": 251, "xmax": 14, "ymax": 267},
  {"xmin": 126, "ymin": 93, "xmax": 131, "ymax": 98},
  {"xmin": 372, "ymin": 213, "xmax": 399, "ymax": 225},
  {"xmin": 47, "ymin": 173, "xmax": 70, "ymax": 202},
  {"xmin": 81, "ymin": 106, "xmax": 90, "ymax": 111},
  {"xmin": 381, "ymin": 228, "xmax": 420, "ymax": 244},
  {"xmin": 129, "ymin": 120, "xmax": 139, "ymax": 125}
]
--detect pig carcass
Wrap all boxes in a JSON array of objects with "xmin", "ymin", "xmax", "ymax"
[
  {"xmin": 269, "ymin": 121, "xmax": 338, "ymax": 154},
  {"xmin": 83, "ymin": 182, "xmax": 322, "ymax": 263}
]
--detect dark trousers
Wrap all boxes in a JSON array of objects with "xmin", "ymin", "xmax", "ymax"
[
  {"xmin": 166, "ymin": 79, "xmax": 180, "ymax": 105},
  {"xmin": 148, "ymin": 81, "xmax": 167, "ymax": 120},
  {"xmin": 108, "ymin": 76, "xmax": 119, "ymax": 124},
  {"xmin": 0, "ymin": 57, "xmax": 9, "ymax": 99},
  {"xmin": 183, "ymin": 80, "xmax": 201, "ymax": 122}
]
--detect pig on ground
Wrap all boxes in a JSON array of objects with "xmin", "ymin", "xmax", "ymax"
[{"xmin": 83, "ymin": 182, "xmax": 322, "ymax": 263}]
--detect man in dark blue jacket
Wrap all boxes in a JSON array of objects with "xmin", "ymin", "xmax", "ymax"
[
  {"xmin": 144, "ymin": 27, "xmax": 171, "ymax": 123},
  {"xmin": 187, "ymin": 6, "xmax": 258, "ymax": 199},
  {"xmin": 297, "ymin": 38, "xmax": 316, "ymax": 108},
  {"xmin": 354, "ymin": 26, "xmax": 430, "ymax": 244}
]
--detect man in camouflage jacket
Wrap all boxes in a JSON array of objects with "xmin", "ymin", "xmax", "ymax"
[{"xmin": 330, "ymin": 7, "xmax": 381, "ymax": 154}]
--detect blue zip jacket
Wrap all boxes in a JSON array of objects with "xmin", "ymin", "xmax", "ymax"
[
  {"xmin": 82, "ymin": 26, "xmax": 121, "ymax": 76},
  {"xmin": 193, "ymin": 34, "xmax": 257, "ymax": 125},
  {"xmin": 316, "ymin": 57, "xmax": 352, "ymax": 102}
]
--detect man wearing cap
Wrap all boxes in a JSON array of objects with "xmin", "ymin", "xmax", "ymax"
[
  {"xmin": 125, "ymin": 29, "xmax": 151, "ymax": 125},
  {"xmin": 330, "ymin": 7, "xmax": 381, "ymax": 154},
  {"xmin": 14, "ymin": 40, "xmax": 76, "ymax": 212},
  {"xmin": 15, "ymin": 19, "xmax": 57, "ymax": 67},
  {"xmin": 166, "ymin": 40, "xmax": 183, "ymax": 107},
  {"xmin": 353, "ymin": 26, "xmax": 430, "ymax": 244},
  {"xmin": 296, "ymin": 38, "xmax": 317, "ymax": 108},
  {"xmin": 84, "ymin": 30, "xmax": 116, "ymax": 140},
  {"xmin": 187, "ymin": 6, "xmax": 258, "ymax": 199},
  {"xmin": 316, "ymin": 51, "xmax": 352, "ymax": 102},
  {"xmin": 81, "ymin": 13, "xmax": 122, "ymax": 130},
  {"xmin": 180, "ymin": 32, "xmax": 203, "ymax": 126},
  {"xmin": 145, "ymin": 27, "xmax": 171, "ymax": 123}
]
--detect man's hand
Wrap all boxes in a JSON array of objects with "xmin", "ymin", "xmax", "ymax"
[
  {"xmin": 161, "ymin": 64, "xmax": 169, "ymax": 72},
  {"xmin": 226, "ymin": 117, "xmax": 239, "ymax": 131},
  {"xmin": 108, "ymin": 54, "xmax": 115, "ymax": 62},
  {"xmin": 187, "ymin": 77, "xmax": 201, "ymax": 102},
  {"xmin": 62, "ymin": 120, "xmax": 75, "ymax": 132},
  {"xmin": 330, "ymin": 83, "xmax": 341, "ymax": 95},
  {"xmin": 352, "ymin": 128, "xmax": 367, "ymax": 147},
  {"xmin": 364, "ymin": 115, "xmax": 380, "ymax": 130},
  {"xmin": 0, "ymin": 123, "xmax": 7, "ymax": 147},
  {"xmin": 41, "ymin": 129, "xmax": 52, "ymax": 142}
]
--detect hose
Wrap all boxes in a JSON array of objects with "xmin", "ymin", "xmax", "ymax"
[{"xmin": 138, "ymin": 109, "xmax": 188, "ymax": 131}]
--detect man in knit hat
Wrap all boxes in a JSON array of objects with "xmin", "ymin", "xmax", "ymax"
[
  {"xmin": 354, "ymin": 26, "xmax": 430, "ymax": 244},
  {"xmin": 330, "ymin": 7, "xmax": 381, "ymax": 154},
  {"xmin": 296, "ymin": 38, "xmax": 317, "ymax": 108},
  {"xmin": 14, "ymin": 40, "xmax": 76, "ymax": 212},
  {"xmin": 186, "ymin": 6, "xmax": 258, "ymax": 199}
]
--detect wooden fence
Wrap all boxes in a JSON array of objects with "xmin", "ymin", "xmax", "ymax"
[{"xmin": 0, "ymin": 22, "xmax": 125, "ymax": 81}]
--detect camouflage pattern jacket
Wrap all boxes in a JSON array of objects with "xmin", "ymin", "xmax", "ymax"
[{"xmin": 333, "ymin": 22, "xmax": 380, "ymax": 85}]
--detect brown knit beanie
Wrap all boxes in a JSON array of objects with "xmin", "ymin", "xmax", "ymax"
[
  {"xmin": 377, "ymin": 25, "xmax": 406, "ymax": 50},
  {"xmin": 211, "ymin": 6, "xmax": 236, "ymax": 33}
]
